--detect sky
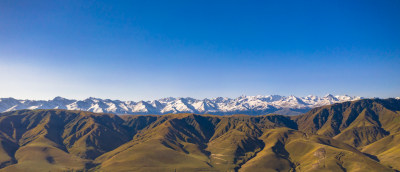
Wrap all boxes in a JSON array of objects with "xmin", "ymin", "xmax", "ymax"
[{"xmin": 0, "ymin": 0, "xmax": 399, "ymax": 101}]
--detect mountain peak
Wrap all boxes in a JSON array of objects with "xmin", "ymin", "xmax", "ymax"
[
  {"xmin": 324, "ymin": 93, "xmax": 334, "ymax": 97},
  {"xmin": 0, "ymin": 94, "xmax": 365, "ymax": 115},
  {"xmin": 52, "ymin": 96, "xmax": 68, "ymax": 101}
]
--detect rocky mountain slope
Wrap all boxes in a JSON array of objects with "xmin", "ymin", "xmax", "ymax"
[
  {"xmin": 0, "ymin": 98, "xmax": 399, "ymax": 171},
  {"xmin": 0, "ymin": 94, "xmax": 363, "ymax": 115}
]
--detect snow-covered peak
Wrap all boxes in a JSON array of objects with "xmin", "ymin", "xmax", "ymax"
[
  {"xmin": 53, "ymin": 96, "xmax": 66, "ymax": 101},
  {"xmin": 323, "ymin": 94, "xmax": 338, "ymax": 101},
  {"xmin": 158, "ymin": 97, "xmax": 176, "ymax": 102},
  {"xmin": 0, "ymin": 94, "xmax": 366, "ymax": 115}
]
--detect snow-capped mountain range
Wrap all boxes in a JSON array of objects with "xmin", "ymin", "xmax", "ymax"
[{"xmin": 0, "ymin": 94, "xmax": 366, "ymax": 115}]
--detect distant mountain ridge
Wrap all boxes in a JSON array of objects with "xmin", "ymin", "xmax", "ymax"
[{"xmin": 0, "ymin": 94, "xmax": 364, "ymax": 115}]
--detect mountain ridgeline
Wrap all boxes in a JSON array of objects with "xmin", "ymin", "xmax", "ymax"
[
  {"xmin": 0, "ymin": 94, "xmax": 363, "ymax": 116},
  {"xmin": 0, "ymin": 98, "xmax": 399, "ymax": 171}
]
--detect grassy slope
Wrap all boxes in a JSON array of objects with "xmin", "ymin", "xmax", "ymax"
[
  {"xmin": 240, "ymin": 128, "xmax": 390, "ymax": 172},
  {"xmin": 294, "ymin": 99, "xmax": 400, "ymax": 147},
  {"xmin": 0, "ymin": 99, "xmax": 399, "ymax": 171},
  {"xmin": 95, "ymin": 113, "xmax": 393, "ymax": 172},
  {"xmin": 0, "ymin": 110, "xmax": 137, "ymax": 171},
  {"xmin": 362, "ymin": 131, "xmax": 400, "ymax": 170}
]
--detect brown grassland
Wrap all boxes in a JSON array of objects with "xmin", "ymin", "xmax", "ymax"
[{"xmin": 0, "ymin": 98, "xmax": 399, "ymax": 172}]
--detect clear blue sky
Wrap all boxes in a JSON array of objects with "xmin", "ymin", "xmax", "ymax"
[{"xmin": 1, "ymin": 0, "xmax": 399, "ymax": 100}]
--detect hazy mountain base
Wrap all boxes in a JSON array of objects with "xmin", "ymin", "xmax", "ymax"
[{"xmin": 0, "ymin": 98, "xmax": 398, "ymax": 172}]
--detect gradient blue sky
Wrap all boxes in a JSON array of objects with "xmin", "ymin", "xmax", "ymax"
[{"xmin": 0, "ymin": 0, "xmax": 399, "ymax": 100}]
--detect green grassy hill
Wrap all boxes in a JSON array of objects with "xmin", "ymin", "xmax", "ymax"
[{"xmin": 0, "ymin": 98, "xmax": 399, "ymax": 171}]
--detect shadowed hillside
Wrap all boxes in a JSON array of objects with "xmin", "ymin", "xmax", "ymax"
[
  {"xmin": 0, "ymin": 98, "xmax": 399, "ymax": 171},
  {"xmin": 294, "ymin": 98, "xmax": 400, "ymax": 147}
]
